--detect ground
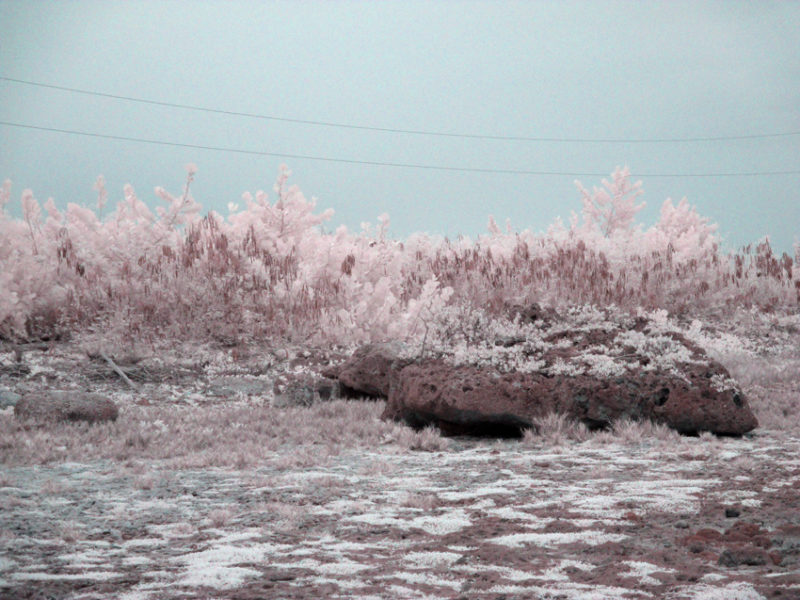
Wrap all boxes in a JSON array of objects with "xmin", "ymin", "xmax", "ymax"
[{"xmin": 0, "ymin": 313, "xmax": 798, "ymax": 599}]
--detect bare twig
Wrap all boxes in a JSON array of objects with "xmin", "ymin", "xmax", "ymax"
[{"xmin": 99, "ymin": 351, "xmax": 140, "ymax": 390}]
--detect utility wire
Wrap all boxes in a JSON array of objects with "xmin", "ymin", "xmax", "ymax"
[
  {"xmin": 2, "ymin": 120, "xmax": 799, "ymax": 178},
  {"xmin": 2, "ymin": 75, "xmax": 800, "ymax": 144}
]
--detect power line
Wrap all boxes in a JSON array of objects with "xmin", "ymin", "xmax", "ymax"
[
  {"xmin": 3, "ymin": 75, "xmax": 800, "ymax": 144},
  {"xmin": 2, "ymin": 120, "xmax": 799, "ymax": 178}
]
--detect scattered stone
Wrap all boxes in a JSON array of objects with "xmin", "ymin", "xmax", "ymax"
[
  {"xmin": 14, "ymin": 390, "xmax": 119, "ymax": 423},
  {"xmin": 0, "ymin": 387, "xmax": 21, "ymax": 409},
  {"xmin": 272, "ymin": 376, "xmax": 338, "ymax": 408},
  {"xmin": 723, "ymin": 521, "xmax": 771, "ymax": 548},
  {"xmin": 336, "ymin": 341, "xmax": 406, "ymax": 398},
  {"xmin": 0, "ymin": 362, "xmax": 30, "ymax": 378},
  {"xmin": 207, "ymin": 377, "xmax": 268, "ymax": 398},
  {"xmin": 718, "ymin": 546, "xmax": 768, "ymax": 567}
]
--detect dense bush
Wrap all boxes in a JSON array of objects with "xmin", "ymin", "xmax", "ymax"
[{"xmin": 1, "ymin": 166, "xmax": 797, "ymax": 345}]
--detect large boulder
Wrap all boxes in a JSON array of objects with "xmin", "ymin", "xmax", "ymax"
[
  {"xmin": 14, "ymin": 391, "xmax": 119, "ymax": 423},
  {"xmin": 380, "ymin": 306, "xmax": 758, "ymax": 436},
  {"xmin": 335, "ymin": 341, "xmax": 407, "ymax": 398},
  {"xmin": 384, "ymin": 360, "xmax": 757, "ymax": 436}
]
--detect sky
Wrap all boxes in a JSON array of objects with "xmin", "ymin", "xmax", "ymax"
[{"xmin": 1, "ymin": 0, "xmax": 798, "ymax": 254}]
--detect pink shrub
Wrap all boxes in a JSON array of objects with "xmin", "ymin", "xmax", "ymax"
[{"xmin": 0, "ymin": 167, "xmax": 796, "ymax": 345}]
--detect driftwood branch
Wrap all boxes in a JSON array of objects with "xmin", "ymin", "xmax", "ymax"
[{"xmin": 99, "ymin": 351, "xmax": 140, "ymax": 391}]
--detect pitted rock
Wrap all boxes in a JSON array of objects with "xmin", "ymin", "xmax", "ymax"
[{"xmin": 14, "ymin": 390, "xmax": 119, "ymax": 423}]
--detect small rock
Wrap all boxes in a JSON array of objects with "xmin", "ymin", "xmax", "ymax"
[
  {"xmin": 14, "ymin": 390, "xmax": 119, "ymax": 423},
  {"xmin": 273, "ymin": 376, "xmax": 338, "ymax": 408},
  {"xmin": 688, "ymin": 541, "xmax": 705, "ymax": 554},
  {"xmin": 0, "ymin": 388, "xmax": 21, "ymax": 409},
  {"xmin": 336, "ymin": 341, "xmax": 406, "ymax": 398},
  {"xmin": 725, "ymin": 507, "xmax": 741, "ymax": 518},
  {"xmin": 206, "ymin": 377, "xmax": 268, "ymax": 398},
  {"xmin": 718, "ymin": 546, "xmax": 768, "ymax": 567}
]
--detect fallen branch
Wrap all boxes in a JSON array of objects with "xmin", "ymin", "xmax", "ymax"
[{"xmin": 99, "ymin": 351, "xmax": 140, "ymax": 391}]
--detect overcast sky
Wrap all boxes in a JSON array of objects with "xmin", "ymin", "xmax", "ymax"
[{"xmin": 1, "ymin": 0, "xmax": 798, "ymax": 253}]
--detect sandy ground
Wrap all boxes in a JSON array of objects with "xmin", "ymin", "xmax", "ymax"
[
  {"xmin": 2, "ymin": 425, "xmax": 799, "ymax": 599},
  {"xmin": 1, "ymin": 330, "xmax": 799, "ymax": 599}
]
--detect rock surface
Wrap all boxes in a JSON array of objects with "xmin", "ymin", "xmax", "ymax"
[
  {"xmin": 0, "ymin": 387, "xmax": 21, "ymax": 409},
  {"xmin": 375, "ymin": 307, "xmax": 758, "ymax": 436},
  {"xmin": 14, "ymin": 390, "xmax": 119, "ymax": 423},
  {"xmin": 335, "ymin": 341, "xmax": 406, "ymax": 398},
  {"xmin": 384, "ymin": 359, "xmax": 758, "ymax": 436},
  {"xmin": 272, "ymin": 375, "xmax": 339, "ymax": 408}
]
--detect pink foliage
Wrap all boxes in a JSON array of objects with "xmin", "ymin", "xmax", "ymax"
[
  {"xmin": 575, "ymin": 166, "xmax": 645, "ymax": 237},
  {"xmin": 0, "ymin": 167, "xmax": 796, "ymax": 344}
]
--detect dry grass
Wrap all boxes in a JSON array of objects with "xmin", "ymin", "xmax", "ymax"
[
  {"xmin": 522, "ymin": 413, "xmax": 591, "ymax": 448},
  {"xmin": 717, "ymin": 351, "xmax": 800, "ymax": 431},
  {"xmin": 0, "ymin": 399, "xmax": 405, "ymax": 468},
  {"xmin": 393, "ymin": 424, "xmax": 451, "ymax": 452}
]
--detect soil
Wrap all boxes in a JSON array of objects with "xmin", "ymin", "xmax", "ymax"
[{"xmin": 0, "ymin": 337, "xmax": 799, "ymax": 600}]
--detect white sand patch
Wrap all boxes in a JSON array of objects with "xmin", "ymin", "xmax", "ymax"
[
  {"xmin": 700, "ymin": 573, "xmax": 728, "ymax": 582},
  {"xmin": 316, "ymin": 538, "xmax": 382, "ymax": 552},
  {"xmin": 537, "ymin": 559, "xmax": 597, "ymax": 582},
  {"xmin": 486, "ymin": 584, "xmax": 528, "ymax": 594},
  {"xmin": 407, "ymin": 508, "xmax": 471, "ymax": 535},
  {"xmin": 472, "ymin": 497, "xmax": 497, "ymax": 509},
  {"xmin": 490, "ymin": 530, "xmax": 627, "ymax": 548},
  {"xmin": 620, "ymin": 561, "xmax": 674, "ymax": 585},
  {"xmin": 270, "ymin": 557, "xmax": 322, "ymax": 569},
  {"xmin": 174, "ymin": 565, "xmax": 260, "ymax": 589},
  {"xmin": 764, "ymin": 570, "xmax": 800, "ymax": 578},
  {"xmin": 717, "ymin": 450, "xmax": 742, "ymax": 460},
  {"xmin": 122, "ymin": 555, "xmax": 152, "ymax": 566},
  {"xmin": 449, "ymin": 563, "xmax": 536, "ymax": 582},
  {"xmin": 666, "ymin": 581, "xmax": 766, "ymax": 599},
  {"xmin": 311, "ymin": 576, "xmax": 368, "ymax": 589},
  {"xmin": 347, "ymin": 512, "xmax": 406, "ymax": 528},
  {"xmin": 59, "ymin": 546, "xmax": 123, "ymax": 566},
  {"xmin": 385, "ymin": 584, "xmax": 437, "ymax": 599},
  {"xmin": 147, "ymin": 523, "xmax": 196, "ymax": 538},
  {"xmin": 118, "ymin": 590, "xmax": 154, "ymax": 600},
  {"xmin": 131, "ymin": 498, "xmax": 175, "ymax": 510},
  {"xmin": 283, "ymin": 548, "xmax": 317, "ymax": 557},
  {"xmin": 314, "ymin": 559, "xmax": 371, "ymax": 575},
  {"xmin": 740, "ymin": 498, "xmax": 763, "ymax": 507},
  {"xmin": 213, "ymin": 528, "xmax": 264, "ymax": 543},
  {"xmin": 123, "ymin": 538, "xmax": 165, "ymax": 549},
  {"xmin": 12, "ymin": 571, "xmax": 122, "ymax": 581},
  {"xmin": 0, "ymin": 556, "xmax": 17, "ymax": 571},
  {"xmin": 43, "ymin": 497, "xmax": 71, "ymax": 506},
  {"xmin": 403, "ymin": 551, "xmax": 462, "ymax": 568},
  {"xmin": 172, "ymin": 541, "xmax": 290, "ymax": 590},
  {"xmin": 346, "ymin": 507, "xmax": 471, "ymax": 535},
  {"xmin": 489, "ymin": 582, "xmax": 652, "ymax": 599},
  {"xmin": 323, "ymin": 499, "xmax": 387, "ymax": 515},
  {"xmin": 174, "ymin": 541, "xmax": 285, "ymax": 567},
  {"xmin": 388, "ymin": 570, "xmax": 461, "ymax": 589},
  {"xmin": 439, "ymin": 485, "xmax": 512, "ymax": 500},
  {"xmin": 568, "ymin": 518, "xmax": 622, "ymax": 527}
]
